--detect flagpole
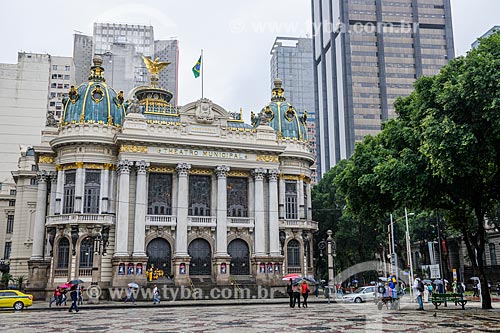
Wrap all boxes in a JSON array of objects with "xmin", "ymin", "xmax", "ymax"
[{"xmin": 201, "ymin": 49, "xmax": 204, "ymax": 99}]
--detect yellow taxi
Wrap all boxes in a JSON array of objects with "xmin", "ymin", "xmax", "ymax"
[{"xmin": 0, "ymin": 290, "xmax": 33, "ymax": 311}]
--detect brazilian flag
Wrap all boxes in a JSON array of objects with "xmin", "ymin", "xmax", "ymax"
[{"xmin": 192, "ymin": 55, "xmax": 202, "ymax": 78}]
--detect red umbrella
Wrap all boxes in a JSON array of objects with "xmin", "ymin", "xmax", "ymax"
[
  {"xmin": 58, "ymin": 283, "xmax": 73, "ymax": 289},
  {"xmin": 282, "ymin": 273, "xmax": 301, "ymax": 281}
]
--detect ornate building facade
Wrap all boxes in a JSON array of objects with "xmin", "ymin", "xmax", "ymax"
[{"xmin": 9, "ymin": 55, "xmax": 317, "ymax": 298}]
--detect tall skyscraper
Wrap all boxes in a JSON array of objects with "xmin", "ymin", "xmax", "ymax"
[
  {"xmin": 73, "ymin": 23, "xmax": 179, "ymax": 104},
  {"xmin": 270, "ymin": 37, "xmax": 317, "ymax": 182},
  {"xmin": 311, "ymin": 0, "xmax": 454, "ymax": 177}
]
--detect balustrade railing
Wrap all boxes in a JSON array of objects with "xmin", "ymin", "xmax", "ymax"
[
  {"xmin": 46, "ymin": 214, "xmax": 115, "ymax": 225},
  {"xmin": 78, "ymin": 268, "xmax": 92, "ymax": 277},
  {"xmin": 145, "ymin": 215, "xmax": 177, "ymax": 225},
  {"xmin": 187, "ymin": 216, "xmax": 216, "ymax": 227}
]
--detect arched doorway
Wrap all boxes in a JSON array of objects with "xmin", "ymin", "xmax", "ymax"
[
  {"xmin": 188, "ymin": 239, "xmax": 211, "ymax": 275},
  {"xmin": 228, "ymin": 239, "xmax": 249, "ymax": 275},
  {"xmin": 146, "ymin": 238, "xmax": 172, "ymax": 277}
]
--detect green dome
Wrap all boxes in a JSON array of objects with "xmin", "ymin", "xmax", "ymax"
[
  {"xmin": 61, "ymin": 56, "xmax": 125, "ymax": 127},
  {"xmin": 253, "ymin": 78, "xmax": 308, "ymax": 141}
]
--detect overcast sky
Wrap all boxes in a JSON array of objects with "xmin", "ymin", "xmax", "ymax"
[{"xmin": 1, "ymin": 1, "xmax": 498, "ymax": 117}]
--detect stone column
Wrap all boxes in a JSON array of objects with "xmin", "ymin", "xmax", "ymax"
[
  {"xmin": 173, "ymin": 163, "xmax": 191, "ymax": 286},
  {"xmin": 101, "ymin": 164, "xmax": 112, "ymax": 214},
  {"xmin": 49, "ymin": 172, "xmax": 57, "ymax": 216},
  {"xmin": 214, "ymin": 165, "xmax": 230, "ymax": 256},
  {"xmin": 298, "ymin": 177, "xmax": 305, "ymax": 219},
  {"xmin": 268, "ymin": 169, "xmax": 280, "ymax": 256},
  {"xmin": 31, "ymin": 171, "xmax": 49, "ymax": 260},
  {"xmin": 133, "ymin": 160, "xmax": 149, "ymax": 257},
  {"xmin": 55, "ymin": 166, "xmax": 64, "ymax": 215},
  {"xmin": 74, "ymin": 162, "xmax": 85, "ymax": 213},
  {"xmin": 253, "ymin": 168, "xmax": 267, "ymax": 256},
  {"xmin": 114, "ymin": 160, "xmax": 133, "ymax": 256},
  {"xmin": 175, "ymin": 163, "xmax": 191, "ymax": 256},
  {"xmin": 278, "ymin": 176, "xmax": 285, "ymax": 219},
  {"xmin": 109, "ymin": 167, "xmax": 117, "ymax": 214},
  {"xmin": 171, "ymin": 171, "xmax": 178, "ymax": 216},
  {"xmin": 306, "ymin": 182, "xmax": 312, "ymax": 220}
]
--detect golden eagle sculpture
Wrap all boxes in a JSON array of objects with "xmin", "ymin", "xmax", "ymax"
[{"xmin": 142, "ymin": 56, "xmax": 171, "ymax": 75}]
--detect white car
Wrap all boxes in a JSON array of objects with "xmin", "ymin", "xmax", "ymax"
[{"xmin": 342, "ymin": 286, "xmax": 376, "ymax": 303}]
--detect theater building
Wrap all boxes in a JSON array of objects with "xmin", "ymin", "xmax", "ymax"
[{"xmin": 8, "ymin": 56, "xmax": 317, "ymax": 297}]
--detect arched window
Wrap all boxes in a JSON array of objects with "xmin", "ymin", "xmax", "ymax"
[
  {"xmin": 79, "ymin": 237, "xmax": 94, "ymax": 268},
  {"xmin": 56, "ymin": 238, "xmax": 70, "ymax": 269},
  {"xmin": 287, "ymin": 239, "xmax": 301, "ymax": 272},
  {"xmin": 489, "ymin": 243, "xmax": 497, "ymax": 266}
]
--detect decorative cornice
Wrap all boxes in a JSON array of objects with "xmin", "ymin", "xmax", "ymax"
[
  {"xmin": 148, "ymin": 166, "xmax": 175, "ymax": 173},
  {"xmin": 56, "ymin": 164, "xmax": 63, "ymax": 171},
  {"xmin": 85, "ymin": 163, "xmax": 103, "ymax": 170},
  {"xmin": 39, "ymin": 155, "xmax": 54, "ymax": 164},
  {"xmin": 103, "ymin": 163, "xmax": 114, "ymax": 170},
  {"xmin": 75, "ymin": 162, "xmax": 84, "ymax": 169},
  {"xmin": 120, "ymin": 145, "xmax": 148, "ymax": 154},
  {"xmin": 256, "ymin": 154, "xmax": 279, "ymax": 163},
  {"xmin": 281, "ymin": 174, "xmax": 299, "ymax": 181},
  {"xmin": 227, "ymin": 170, "xmax": 250, "ymax": 178},
  {"xmin": 189, "ymin": 169, "xmax": 212, "ymax": 175}
]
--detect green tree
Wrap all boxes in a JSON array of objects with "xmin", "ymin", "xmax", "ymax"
[
  {"xmin": 1, "ymin": 273, "xmax": 13, "ymax": 289},
  {"xmin": 374, "ymin": 31, "xmax": 500, "ymax": 309}
]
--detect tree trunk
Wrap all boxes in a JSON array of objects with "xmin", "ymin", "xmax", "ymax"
[{"xmin": 475, "ymin": 206, "xmax": 493, "ymax": 309}]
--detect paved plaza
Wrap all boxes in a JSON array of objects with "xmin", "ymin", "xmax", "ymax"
[{"xmin": 1, "ymin": 298, "xmax": 500, "ymax": 332}]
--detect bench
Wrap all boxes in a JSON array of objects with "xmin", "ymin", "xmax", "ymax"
[{"xmin": 431, "ymin": 293, "xmax": 467, "ymax": 310}]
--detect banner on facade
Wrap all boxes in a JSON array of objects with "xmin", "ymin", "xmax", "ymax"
[{"xmin": 421, "ymin": 264, "xmax": 441, "ymax": 279}]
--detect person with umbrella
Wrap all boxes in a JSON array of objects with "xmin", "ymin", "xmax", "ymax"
[
  {"xmin": 301, "ymin": 280, "xmax": 310, "ymax": 308},
  {"xmin": 124, "ymin": 283, "xmax": 138, "ymax": 304},
  {"xmin": 292, "ymin": 281, "xmax": 301, "ymax": 308},
  {"xmin": 68, "ymin": 285, "xmax": 79, "ymax": 313},
  {"xmin": 286, "ymin": 279, "xmax": 293, "ymax": 308}
]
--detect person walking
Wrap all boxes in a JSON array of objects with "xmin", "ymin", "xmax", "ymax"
[
  {"xmin": 413, "ymin": 275, "xmax": 424, "ymax": 311},
  {"xmin": 292, "ymin": 283, "xmax": 301, "ymax": 308},
  {"xmin": 314, "ymin": 283, "xmax": 319, "ymax": 298},
  {"xmin": 423, "ymin": 283, "xmax": 429, "ymax": 303},
  {"xmin": 301, "ymin": 281, "xmax": 310, "ymax": 308},
  {"xmin": 124, "ymin": 287, "xmax": 135, "ymax": 304},
  {"xmin": 77, "ymin": 285, "xmax": 83, "ymax": 305},
  {"xmin": 153, "ymin": 284, "xmax": 160, "ymax": 304},
  {"xmin": 68, "ymin": 286, "xmax": 79, "ymax": 313},
  {"xmin": 286, "ymin": 279, "xmax": 294, "ymax": 308},
  {"xmin": 49, "ymin": 287, "xmax": 60, "ymax": 307}
]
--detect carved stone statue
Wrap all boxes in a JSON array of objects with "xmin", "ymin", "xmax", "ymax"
[
  {"xmin": 46, "ymin": 111, "xmax": 58, "ymax": 127},
  {"xmin": 126, "ymin": 97, "xmax": 141, "ymax": 114}
]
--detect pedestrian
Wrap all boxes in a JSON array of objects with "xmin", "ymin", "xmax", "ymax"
[
  {"xmin": 292, "ymin": 283, "xmax": 301, "ymax": 308},
  {"xmin": 61, "ymin": 288, "xmax": 68, "ymax": 306},
  {"xmin": 301, "ymin": 281, "xmax": 310, "ymax": 308},
  {"xmin": 153, "ymin": 284, "xmax": 160, "ymax": 304},
  {"xmin": 286, "ymin": 279, "xmax": 293, "ymax": 308},
  {"xmin": 49, "ymin": 287, "xmax": 60, "ymax": 307},
  {"xmin": 423, "ymin": 283, "xmax": 429, "ymax": 303},
  {"xmin": 68, "ymin": 286, "xmax": 79, "ymax": 313},
  {"xmin": 427, "ymin": 283, "xmax": 433, "ymax": 299},
  {"xmin": 314, "ymin": 283, "xmax": 319, "ymax": 298},
  {"xmin": 77, "ymin": 285, "xmax": 83, "ymax": 305},
  {"xmin": 413, "ymin": 275, "xmax": 424, "ymax": 311},
  {"xmin": 473, "ymin": 282, "xmax": 478, "ymax": 297},
  {"xmin": 124, "ymin": 287, "xmax": 135, "ymax": 304}
]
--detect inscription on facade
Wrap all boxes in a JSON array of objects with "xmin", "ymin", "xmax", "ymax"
[{"xmin": 157, "ymin": 147, "xmax": 247, "ymax": 160}]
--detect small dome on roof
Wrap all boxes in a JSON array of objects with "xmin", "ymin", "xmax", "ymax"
[
  {"xmin": 61, "ymin": 55, "xmax": 126, "ymax": 127},
  {"xmin": 253, "ymin": 78, "xmax": 308, "ymax": 141}
]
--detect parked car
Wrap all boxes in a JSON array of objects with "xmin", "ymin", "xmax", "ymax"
[
  {"xmin": 0, "ymin": 290, "xmax": 33, "ymax": 310},
  {"xmin": 342, "ymin": 286, "xmax": 376, "ymax": 303}
]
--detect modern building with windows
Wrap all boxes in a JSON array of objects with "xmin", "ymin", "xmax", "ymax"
[
  {"xmin": 0, "ymin": 52, "xmax": 74, "ymax": 183},
  {"xmin": 311, "ymin": 0, "xmax": 454, "ymax": 177},
  {"xmin": 73, "ymin": 23, "xmax": 179, "ymax": 105},
  {"xmin": 8, "ymin": 55, "xmax": 317, "ymax": 299},
  {"xmin": 270, "ymin": 37, "xmax": 318, "ymax": 182},
  {"xmin": 472, "ymin": 25, "xmax": 500, "ymax": 49}
]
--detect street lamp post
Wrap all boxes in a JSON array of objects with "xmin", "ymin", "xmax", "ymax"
[
  {"xmin": 389, "ymin": 214, "xmax": 398, "ymax": 296},
  {"xmin": 405, "ymin": 208, "xmax": 415, "ymax": 300},
  {"xmin": 326, "ymin": 230, "xmax": 334, "ymax": 304}
]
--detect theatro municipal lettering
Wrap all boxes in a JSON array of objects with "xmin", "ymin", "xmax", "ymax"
[{"xmin": 157, "ymin": 147, "xmax": 247, "ymax": 159}]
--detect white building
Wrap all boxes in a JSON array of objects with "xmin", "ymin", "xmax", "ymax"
[{"xmin": 9, "ymin": 55, "xmax": 317, "ymax": 299}]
